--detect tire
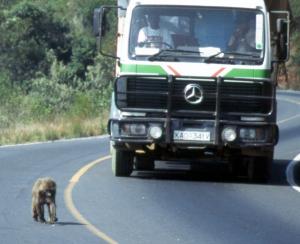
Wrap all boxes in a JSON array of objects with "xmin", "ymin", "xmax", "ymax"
[
  {"xmin": 134, "ymin": 154, "xmax": 155, "ymax": 171},
  {"xmin": 111, "ymin": 147, "xmax": 134, "ymax": 177}
]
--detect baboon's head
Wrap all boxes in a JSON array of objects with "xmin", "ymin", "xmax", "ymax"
[{"xmin": 39, "ymin": 180, "xmax": 56, "ymax": 203}]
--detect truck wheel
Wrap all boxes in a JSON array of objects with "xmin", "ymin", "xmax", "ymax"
[
  {"xmin": 111, "ymin": 148, "xmax": 134, "ymax": 177},
  {"xmin": 134, "ymin": 154, "xmax": 155, "ymax": 171}
]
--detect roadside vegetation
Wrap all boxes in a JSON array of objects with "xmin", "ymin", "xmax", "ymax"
[
  {"xmin": 285, "ymin": 0, "xmax": 300, "ymax": 89},
  {"xmin": 0, "ymin": 0, "xmax": 115, "ymax": 145},
  {"xmin": 0, "ymin": 0, "xmax": 299, "ymax": 145}
]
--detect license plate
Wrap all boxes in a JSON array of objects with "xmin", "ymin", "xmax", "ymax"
[{"xmin": 173, "ymin": 130, "xmax": 211, "ymax": 141}]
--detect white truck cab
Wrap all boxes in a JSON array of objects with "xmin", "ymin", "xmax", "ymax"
[{"xmin": 94, "ymin": 0, "xmax": 291, "ymax": 181}]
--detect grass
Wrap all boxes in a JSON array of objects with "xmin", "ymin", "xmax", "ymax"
[{"xmin": 0, "ymin": 111, "xmax": 109, "ymax": 146}]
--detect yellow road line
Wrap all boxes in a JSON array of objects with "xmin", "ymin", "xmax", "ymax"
[
  {"xmin": 64, "ymin": 95, "xmax": 300, "ymax": 237},
  {"xmin": 64, "ymin": 155, "xmax": 117, "ymax": 244}
]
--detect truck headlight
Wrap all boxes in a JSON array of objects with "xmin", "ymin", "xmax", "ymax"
[
  {"xmin": 240, "ymin": 128, "xmax": 256, "ymax": 140},
  {"xmin": 121, "ymin": 123, "xmax": 147, "ymax": 136},
  {"xmin": 239, "ymin": 128, "xmax": 266, "ymax": 141},
  {"xmin": 222, "ymin": 127, "xmax": 237, "ymax": 142},
  {"xmin": 149, "ymin": 125, "xmax": 163, "ymax": 139}
]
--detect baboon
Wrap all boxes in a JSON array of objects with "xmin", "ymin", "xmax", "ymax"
[{"xmin": 31, "ymin": 177, "xmax": 58, "ymax": 224}]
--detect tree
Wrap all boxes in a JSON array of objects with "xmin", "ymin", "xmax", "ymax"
[{"xmin": 0, "ymin": 1, "xmax": 71, "ymax": 89}]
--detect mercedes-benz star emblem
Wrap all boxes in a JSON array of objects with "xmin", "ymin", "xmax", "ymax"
[{"xmin": 184, "ymin": 84, "xmax": 204, "ymax": 105}]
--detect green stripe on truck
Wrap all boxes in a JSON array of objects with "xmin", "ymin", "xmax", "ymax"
[
  {"xmin": 120, "ymin": 64, "xmax": 271, "ymax": 79},
  {"xmin": 120, "ymin": 64, "xmax": 167, "ymax": 75},
  {"xmin": 225, "ymin": 69, "xmax": 271, "ymax": 78}
]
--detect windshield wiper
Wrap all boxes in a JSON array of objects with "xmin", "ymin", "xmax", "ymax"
[
  {"xmin": 204, "ymin": 51, "xmax": 261, "ymax": 63},
  {"xmin": 148, "ymin": 49, "xmax": 202, "ymax": 61}
]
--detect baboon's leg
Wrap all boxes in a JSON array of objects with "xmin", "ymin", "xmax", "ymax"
[
  {"xmin": 48, "ymin": 202, "xmax": 57, "ymax": 224},
  {"xmin": 32, "ymin": 204, "xmax": 38, "ymax": 221},
  {"xmin": 37, "ymin": 204, "xmax": 45, "ymax": 223}
]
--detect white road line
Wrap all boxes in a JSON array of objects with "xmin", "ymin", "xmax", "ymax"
[
  {"xmin": 278, "ymin": 114, "xmax": 300, "ymax": 125},
  {"xmin": 277, "ymin": 97, "xmax": 300, "ymax": 124},
  {"xmin": 278, "ymin": 97, "xmax": 300, "ymax": 105},
  {"xmin": 286, "ymin": 154, "xmax": 300, "ymax": 193},
  {"xmin": 0, "ymin": 135, "xmax": 109, "ymax": 149}
]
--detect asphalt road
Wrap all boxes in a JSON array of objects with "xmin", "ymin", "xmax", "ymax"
[{"xmin": 1, "ymin": 91, "xmax": 300, "ymax": 244}]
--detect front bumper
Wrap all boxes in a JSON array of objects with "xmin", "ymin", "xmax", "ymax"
[{"xmin": 109, "ymin": 117, "xmax": 278, "ymax": 148}]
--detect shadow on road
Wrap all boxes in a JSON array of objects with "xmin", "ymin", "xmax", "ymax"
[
  {"xmin": 271, "ymin": 159, "xmax": 290, "ymax": 185},
  {"xmin": 55, "ymin": 221, "xmax": 84, "ymax": 226},
  {"xmin": 132, "ymin": 159, "xmax": 291, "ymax": 186}
]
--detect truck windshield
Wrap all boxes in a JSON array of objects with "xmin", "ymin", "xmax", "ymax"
[{"xmin": 129, "ymin": 6, "xmax": 264, "ymax": 64}]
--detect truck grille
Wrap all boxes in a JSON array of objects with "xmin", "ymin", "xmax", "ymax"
[{"xmin": 116, "ymin": 76, "xmax": 273, "ymax": 115}]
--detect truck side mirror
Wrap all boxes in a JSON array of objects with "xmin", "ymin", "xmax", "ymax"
[
  {"xmin": 276, "ymin": 18, "xmax": 289, "ymax": 61},
  {"xmin": 93, "ymin": 8, "xmax": 101, "ymax": 36},
  {"xmin": 93, "ymin": 7, "xmax": 109, "ymax": 37},
  {"xmin": 93, "ymin": 5, "xmax": 125, "ymax": 59},
  {"xmin": 276, "ymin": 18, "xmax": 285, "ymax": 33}
]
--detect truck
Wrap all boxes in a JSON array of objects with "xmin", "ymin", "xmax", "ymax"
[{"xmin": 93, "ymin": 0, "xmax": 291, "ymax": 181}]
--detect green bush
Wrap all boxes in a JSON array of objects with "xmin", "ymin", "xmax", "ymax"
[
  {"xmin": 0, "ymin": 1, "xmax": 71, "ymax": 88},
  {"xmin": 30, "ymin": 77, "xmax": 74, "ymax": 117}
]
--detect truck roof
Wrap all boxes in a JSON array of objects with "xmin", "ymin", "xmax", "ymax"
[
  {"xmin": 120, "ymin": 0, "xmax": 291, "ymax": 12},
  {"xmin": 127, "ymin": 0, "xmax": 267, "ymax": 10}
]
